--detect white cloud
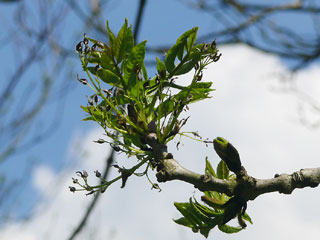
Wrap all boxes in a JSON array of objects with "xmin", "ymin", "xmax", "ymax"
[{"xmin": 1, "ymin": 45, "xmax": 320, "ymax": 240}]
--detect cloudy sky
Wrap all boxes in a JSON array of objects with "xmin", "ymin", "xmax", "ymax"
[{"xmin": 1, "ymin": 44, "xmax": 320, "ymax": 240}]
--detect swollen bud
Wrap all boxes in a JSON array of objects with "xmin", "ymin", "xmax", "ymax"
[{"xmin": 213, "ymin": 137, "xmax": 242, "ymax": 173}]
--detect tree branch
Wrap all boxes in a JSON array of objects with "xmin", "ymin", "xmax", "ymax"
[{"xmin": 145, "ymin": 133, "xmax": 320, "ymax": 203}]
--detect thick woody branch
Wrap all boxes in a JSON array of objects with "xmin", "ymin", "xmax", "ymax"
[
  {"xmin": 251, "ymin": 168, "xmax": 320, "ymax": 200},
  {"xmin": 145, "ymin": 133, "xmax": 320, "ymax": 202}
]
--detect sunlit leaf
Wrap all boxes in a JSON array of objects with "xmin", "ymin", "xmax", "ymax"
[
  {"xmin": 97, "ymin": 69, "xmax": 122, "ymax": 88},
  {"xmin": 242, "ymin": 212, "xmax": 253, "ymax": 224},
  {"xmin": 217, "ymin": 160, "xmax": 229, "ymax": 179},
  {"xmin": 116, "ymin": 18, "xmax": 134, "ymax": 63},
  {"xmin": 218, "ymin": 224, "xmax": 242, "ymax": 234},
  {"xmin": 205, "ymin": 157, "xmax": 216, "ymax": 177}
]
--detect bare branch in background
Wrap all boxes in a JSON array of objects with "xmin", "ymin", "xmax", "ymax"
[{"xmin": 67, "ymin": 149, "xmax": 115, "ymax": 240}]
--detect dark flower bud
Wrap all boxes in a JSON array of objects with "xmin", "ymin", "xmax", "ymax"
[
  {"xmin": 77, "ymin": 74, "xmax": 88, "ymax": 85},
  {"xmin": 111, "ymin": 144, "xmax": 121, "ymax": 152},
  {"xmin": 93, "ymin": 95, "xmax": 99, "ymax": 103},
  {"xmin": 85, "ymin": 45, "xmax": 91, "ymax": 53},
  {"xmin": 69, "ymin": 186, "xmax": 76, "ymax": 192},
  {"xmin": 212, "ymin": 53, "xmax": 222, "ymax": 62},
  {"xmin": 82, "ymin": 170, "xmax": 88, "ymax": 178},
  {"xmin": 148, "ymin": 120, "xmax": 157, "ymax": 133},
  {"xmin": 83, "ymin": 33, "xmax": 89, "ymax": 45},
  {"xmin": 211, "ymin": 39, "xmax": 216, "ymax": 49},
  {"xmin": 151, "ymin": 183, "xmax": 161, "ymax": 192},
  {"xmin": 72, "ymin": 178, "xmax": 78, "ymax": 184},
  {"xmin": 91, "ymin": 43, "xmax": 98, "ymax": 51},
  {"xmin": 88, "ymin": 97, "xmax": 94, "ymax": 106},
  {"xmin": 201, "ymin": 43, "xmax": 208, "ymax": 52},
  {"xmin": 76, "ymin": 41, "xmax": 83, "ymax": 52},
  {"xmin": 165, "ymin": 153, "xmax": 173, "ymax": 159},
  {"xmin": 94, "ymin": 170, "xmax": 101, "ymax": 178},
  {"xmin": 127, "ymin": 104, "xmax": 138, "ymax": 123},
  {"xmin": 143, "ymin": 81, "xmax": 150, "ymax": 88},
  {"xmin": 86, "ymin": 191, "xmax": 95, "ymax": 196},
  {"xmin": 94, "ymin": 138, "xmax": 105, "ymax": 144}
]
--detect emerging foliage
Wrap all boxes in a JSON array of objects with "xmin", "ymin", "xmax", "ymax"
[{"xmin": 72, "ymin": 19, "xmax": 251, "ymax": 237}]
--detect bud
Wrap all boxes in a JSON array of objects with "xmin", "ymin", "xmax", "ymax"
[
  {"xmin": 93, "ymin": 95, "xmax": 99, "ymax": 103},
  {"xmin": 211, "ymin": 39, "xmax": 216, "ymax": 49},
  {"xmin": 94, "ymin": 170, "xmax": 101, "ymax": 178},
  {"xmin": 76, "ymin": 41, "xmax": 83, "ymax": 52},
  {"xmin": 69, "ymin": 186, "xmax": 76, "ymax": 192},
  {"xmin": 213, "ymin": 137, "xmax": 242, "ymax": 173},
  {"xmin": 83, "ymin": 33, "xmax": 89, "ymax": 45},
  {"xmin": 77, "ymin": 74, "xmax": 88, "ymax": 85}
]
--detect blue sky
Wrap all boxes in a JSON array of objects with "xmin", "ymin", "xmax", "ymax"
[{"xmin": 1, "ymin": 0, "xmax": 320, "ymax": 239}]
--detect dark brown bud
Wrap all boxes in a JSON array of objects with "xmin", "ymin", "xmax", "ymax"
[
  {"xmin": 76, "ymin": 41, "xmax": 83, "ymax": 52},
  {"xmin": 94, "ymin": 139, "xmax": 105, "ymax": 144},
  {"xmin": 201, "ymin": 43, "xmax": 208, "ymax": 52},
  {"xmin": 111, "ymin": 144, "xmax": 121, "ymax": 152},
  {"xmin": 88, "ymin": 97, "xmax": 94, "ymax": 106},
  {"xmin": 69, "ymin": 186, "xmax": 76, "ymax": 192},
  {"xmin": 77, "ymin": 74, "xmax": 88, "ymax": 85},
  {"xmin": 83, "ymin": 33, "xmax": 89, "ymax": 45},
  {"xmin": 211, "ymin": 39, "xmax": 216, "ymax": 49},
  {"xmin": 72, "ymin": 178, "xmax": 78, "ymax": 184},
  {"xmin": 93, "ymin": 95, "xmax": 99, "ymax": 103},
  {"xmin": 85, "ymin": 45, "xmax": 91, "ymax": 53},
  {"xmin": 94, "ymin": 170, "xmax": 101, "ymax": 178},
  {"xmin": 82, "ymin": 170, "xmax": 88, "ymax": 178}
]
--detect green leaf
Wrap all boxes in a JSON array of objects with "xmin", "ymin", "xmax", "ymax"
[
  {"xmin": 193, "ymin": 198, "xmax": 223, "ymax": 218},
  {"xmin": 201, "ymin": 195, "xmax": 226, "ymax": 209},
  {"xmin": 116, "ymin": 19, "xmax": 134, "ymax": 63},
  {"xmin": 189, "ymin": 198, "xmax": 212, "ymax": 223},
  {"xmin": 218, "ymin": 224, "xmax": 242, "ymax": 234},
  {"xmin": 242, "ymin": 212, "xmax": 253, "ymax": 224},
  {"xmin": 187, "ymin": 27, "xmax": 198, "ymax": 51},
  {"xmin": 174, "ymin": 202, "xmax": 202, "ymax": 227},
  {"xmin": 173, "ymin": 217, "xmax": 194, "ymax": 228},
  {"xmin": 174, "ymin": 58, "xmax": 199, "ymax": 75},
  {"xmin": 106, "ymin": 21, "xmax": 117, "ymax": 56},
  {"xmin": 217, "ymin": 160, "xmax": 229, "ymax": 179},
  {"xmin": 123, "ymin": 40, "xmax": 147, "ymax": 97},
  {"xmin": 97, "ymin": 69, "xmax": 122, "ymax": 87},
  {"xmin": 165, "ymin": 42, "xmax": 184, "ymax": 73},
  {"xmin": 205, "ymin": 157, "xmax": 216, "ymax": 177},
  {"xmin": 165, "ymin": 28, "xmax": 199, "ymax": 73},
  {"xmin": 156, "ymin": 57, "xmax": 166, "ymax": 77}
]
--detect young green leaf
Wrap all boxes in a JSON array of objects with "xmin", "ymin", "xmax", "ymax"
[
  {"xmin": 123, "ymin": 40, "xmax": 147, "ymax": 89},
  {"xmin": 217, "ymin": 160, "xmax": 229, "ymax": 179},
  {"xmin": 106, "ymin": 21, "xmax": 117, "ymax": 56},
  {"xmin": 242, "ymin": 212, "xmax": 253, "ymax": 224},
  {"xmin": 156, "ymin": 57, "xmax": 166, "ymax": 78},
  {"xmin": 97, "ymin": 69, "xmax": 122, "ymax": 88},
  {"xmin": 218, "ymin": 224, "xmax": 242, "ymax": 234},
  {"xmin": 187, "ymin": 27, "xmax": 198, "ymax": 52},
  {"xmin": 205, "ymin": 157, "xmax": 216, "ymax": 177},
  {"xmin": 116, "ymin": 19, "xmax": 134, "ymax": 63},
  {"xmin": 165, "ymin": 42, "xmax": 184, "ymax": 73}
]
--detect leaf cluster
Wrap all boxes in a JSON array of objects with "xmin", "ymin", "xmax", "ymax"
[
  {"xmin": 76, "ymin": 19, "xmax": 220, "ymax": 158},
  {"xmin": 174, "ymin": 158, "xmax": 252, "ymax": 237}
]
